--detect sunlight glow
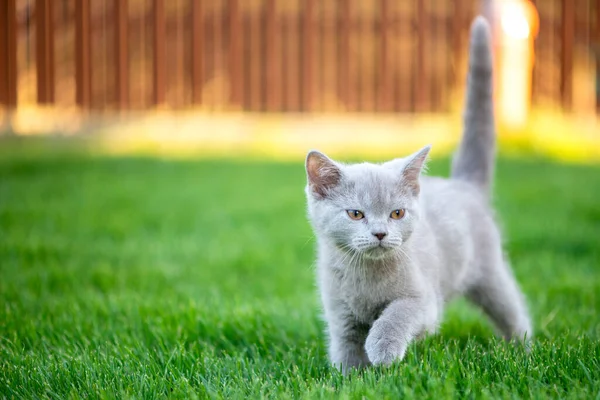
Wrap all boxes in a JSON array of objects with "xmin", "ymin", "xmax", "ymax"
[
  {"xmin": 501, "ymin": 3, "xmax": 531, "ymax": 39},
  {"xmin": 497, "ymin": 0, "xmax": 539, "ymax": 128}
]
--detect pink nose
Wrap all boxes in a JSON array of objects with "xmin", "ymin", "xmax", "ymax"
[{"xmin": 373, "ymin": 232, "xmax": 386, "ymax": 241}]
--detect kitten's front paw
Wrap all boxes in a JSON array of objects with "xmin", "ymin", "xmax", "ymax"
[{"xmin": 365, "ymin": 320, "xmax": 408, "ymax": 366}]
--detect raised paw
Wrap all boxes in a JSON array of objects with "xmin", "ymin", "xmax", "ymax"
[{"xmin": 364, "ymin": 320, "xmax": 409, "ymax": 366}]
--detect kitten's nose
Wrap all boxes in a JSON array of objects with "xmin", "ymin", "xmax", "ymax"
[{"xmin": 373, "ymin": 232, "xmax": 387, "ymax": 241}]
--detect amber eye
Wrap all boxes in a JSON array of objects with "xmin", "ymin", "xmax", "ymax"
[
  {"xmin": 346, "ymin": 210, "xmax": 365, "ymax": 220},
  {"xmin": 390, "ymin": 209, "xmax": 406, "ymax": 220}
]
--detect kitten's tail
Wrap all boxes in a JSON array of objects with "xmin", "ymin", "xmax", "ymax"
[{"xmin": 451, "ymin": 16, "xmax": 495, "ymax": 196}]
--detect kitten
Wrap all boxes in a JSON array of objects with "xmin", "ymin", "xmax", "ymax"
[{"xmin": 304, "ymin": 16, "xmax": 532, "ymax": 374}]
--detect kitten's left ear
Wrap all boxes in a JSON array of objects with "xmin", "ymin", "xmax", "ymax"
[
  {"xmin": 401, "ymin": 145, "xmax": 431, "ymax": 195},
  {"xmin": 306, "ymin": 150, "xmax": 342, "ymax": 199}
]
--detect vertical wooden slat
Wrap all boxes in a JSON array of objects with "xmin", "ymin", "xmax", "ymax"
[
  {"xmin": 529, "ymin": 0, "xmax": 537, "ymax": 105},
  {"xmin": 448, "ymin": 0, "xmax": 460, "ymax": 99},
  {"xmin": 430, "ymin": 5, "xmax": 440, "ymax": 111},
  {"xmin": 359, "ymin": 4, "xmax": 374, "ymax": 112},
  {"xmin": 597, "ymin": 0, "xmax": 600, "ymax": 45},
  {"xmin": 265, "ymin": 0, "xmax": 279, "ymax": 111},
  {"xmin": 415, "ymin": 0, "xmax": 429, "ymax": 112},
  {"xmin": 153, "ymin": 0, "xmax": 166, "ymax": 105},
  {"xmin": 229, "ymin": 0, "xmax": 242, "ymax": 108},
  {"xmin": 115, "ymin": 0, "xmax": 129, "ymax": 109},
  {"xmin": 284, "ymin": 10, "xmax": 300, "ymax": 112},
  {"xmin": 452, "ymin": 0, "xmax": 466, "ymax": 87},
  {"xmin": 281, "ymin": 12, "xmax": 289, "ymax": 111},
  {"xmin": 339, "ymin": 0, "xmax": 352, "ymax": 111},
  {"xmin": 191, "ymin": 0, "xmax": 203, "ymax": 105},
  {"xmin": 291, "ymin": 9, "xmax": 300, "ymax": 112},
  {"xmin": 36, "ymin": 0, "xmax": 55, "ymax": 104},
  {"xmin": 248, "ymin": 3, "xmax": 261, "ymax": 111},
  {"xmin": 75, "ymin": 0, "xmax": 91, "ymax": 108},
  {"xmin": 396, "ymin": 6, "xmax": 410, "ymax": 112},
  {"xmin": 367, "ymin": 5, "xmax": 377, "ymax": 112},
  {"xmin": 561, "ymin": 0, "xmax": 574, "ymax": 110},
  {"xmin": 378, "ymin": 0, "xmax": 392, "ymax": 112},
  {"xmin": 213, "ymin": 2, "xmax": 224, "ymax": 110},
  {"xmin": 102, "ymin": 1, "xmax": 109, "ymax": 109},
  {"xmin": 317, "ymin": 3, "xmax": 324, "ymax": 112},
  {"xmin": 452, "ymin": 0, "xmax": 465, "ymax": 66},
  {"xmin": 596, "ymin": 0, "xmax": 600, "ymax": 112},
  {"xmin": 281, "ymin": 14, "xmax": 288, "ymax": 111},
  {"xmin": 321, "ymin": 3, "xmax": 336, "ymax": 113},
  {"xmin": 0, "ymin": 0, "xmax": 17, "ymax": 109},
  {"xmin": 303, "ymin": 0, "xmax": 314, "ymax": 111},
  {"xmin": 390, "ymin": 2, "xmax": 400, "ymax": 112},
  {"xmin": 174, "ymin": 1, "xmax": 184, "ymax": 108}
]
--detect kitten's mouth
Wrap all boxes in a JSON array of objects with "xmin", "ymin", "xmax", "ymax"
[{"xmin": 363, "ymin": 245, "xmax": 392, "ymax": 259}]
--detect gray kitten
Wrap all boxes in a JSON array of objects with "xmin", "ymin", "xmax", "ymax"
[{"xmin": 304, "ymin": 17, "xmax": 532, "ymax": 373}]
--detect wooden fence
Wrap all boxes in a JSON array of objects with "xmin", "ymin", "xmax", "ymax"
[{"xmin": 1, "ymin": 0, "xmax": 599, "ymax": 113}]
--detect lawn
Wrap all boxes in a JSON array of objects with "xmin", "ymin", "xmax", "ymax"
[{"xmin": 1, "ymin": 140, "xmax": 599, "ymax": 399}]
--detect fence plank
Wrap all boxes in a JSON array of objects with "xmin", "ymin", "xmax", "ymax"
[
  {"xmin": 415, "ymin": 0, "xmax": 429, "ymax": 112},
  {"xmin": 0, "ymin": 0, "xmax": 17, "ymax": 108},
  {"xmin": 596, "ymin": 0, "xmax": 600, "ymax": 112},
  {"xmin": 36, "ymin": 0, "xmax": 55, "ymax": 104},
  {"xmin": 266, "ymin": 0, "xmax": 279, "ymax": 111},
  {"xmin": 597, "ymin": 0, "xmax": 600, "ymax": 43},
  {"xmin": 378, "ymin": 0, "xmax": 392, "ymax": 112},
  {"xmin": 153, "ymin": 0, "xmax": 166, "ymax": 105},
  {"xmin": 303, "ymin": 0, "xmax": 314, "ymax": 111},
  {"xmin": 75, "ymin": 0, "xmax": 91, "ymax": 108},
  {"xmin": 396, "ymin": 10, "xmax": 410, "ymax": 112},
  {"xmin": 283, "ymin": 11, "xmax": 300, "ymax": 111},
  {"xmin": 561, "ymin": 0, "xmax": 574, "ymax": 110},
  {"xmin": 449, "ymin": 0, "xmax": 462, "ymax": 97},
  {"xmin": 115, "ymin": 0, "xmax": 129, "ymax": 109},
  {"xmin": 212, "ymin": 2, "xmax": 224, "ymax": 110},
  {"xmin": 191, "ymin": 0, "xmax": 203, "ymax": 105},
  {"xmin": 360, "ymin": 4, "xmax": 374, "ymax": 112},
  {"xmin": 248, "ymin": 4, "xmax": 261, "ymax": 111},
  {"xmin": 430, "ymin": 13, "xmax": 441, "ymax": 111},
  {"xmin": 229, "ymin": 0, "xmax": 243, "ymax": 108},
  {"xmin": 339, "ymin": 0, "xmax": 352, "ymax": 111},
  {"xmin": 321, "ymin": 3, "xmax": 336, "ymax": 112}
]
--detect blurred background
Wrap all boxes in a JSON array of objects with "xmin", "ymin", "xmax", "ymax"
[{"xmin": 0, "ymin": 0, "xmax": 599, "ymax": 159}]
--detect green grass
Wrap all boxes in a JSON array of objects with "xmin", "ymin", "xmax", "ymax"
[{"xmin": 1, "ymin": 141, "xmax": 599, "ymax": 399}]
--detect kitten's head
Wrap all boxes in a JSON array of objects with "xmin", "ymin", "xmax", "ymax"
[{"xmin": 305, "ymin": 146, "xmax": 430, "ymax": 260}]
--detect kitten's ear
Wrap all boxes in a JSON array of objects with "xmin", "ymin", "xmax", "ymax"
[
  {"xmin": 306, "ymin": 150, "xmax": 342, "ymax": 198},
  {"xmin": 401, "ymin": 145, "xmax": 431, "ymax": 195}
]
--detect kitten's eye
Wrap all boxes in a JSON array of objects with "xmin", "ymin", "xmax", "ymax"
[
  {"xmin": 390, "ymin": 209, "xmax": 406, "ymax": 220},
  {"xmin": 346, "ymin": 210, "xmax": 365, "ymax": 220}
]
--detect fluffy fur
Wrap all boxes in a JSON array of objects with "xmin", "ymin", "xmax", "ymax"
[{"xmin": 304, "ymin": 16, "xmax": 532, "ymax": 374}]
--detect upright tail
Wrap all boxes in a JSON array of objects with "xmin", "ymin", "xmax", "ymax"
[{"xmin": 451, "ymin": 16, "xmax": 495, "ymax": 196}]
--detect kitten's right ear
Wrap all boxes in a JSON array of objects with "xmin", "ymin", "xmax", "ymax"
[{"xmin": 305, "ymin": 150, "xmax": 341, "ymax": 198}]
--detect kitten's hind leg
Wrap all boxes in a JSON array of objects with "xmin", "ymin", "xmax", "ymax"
[{"xmin": 466, "ymin": 258, "xmax": 533, "ymax": 342}]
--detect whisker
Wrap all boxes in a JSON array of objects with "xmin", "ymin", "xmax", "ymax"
[{"xmin": 301, "ymin": 234, "xmax": 317, "ymax": 249}]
